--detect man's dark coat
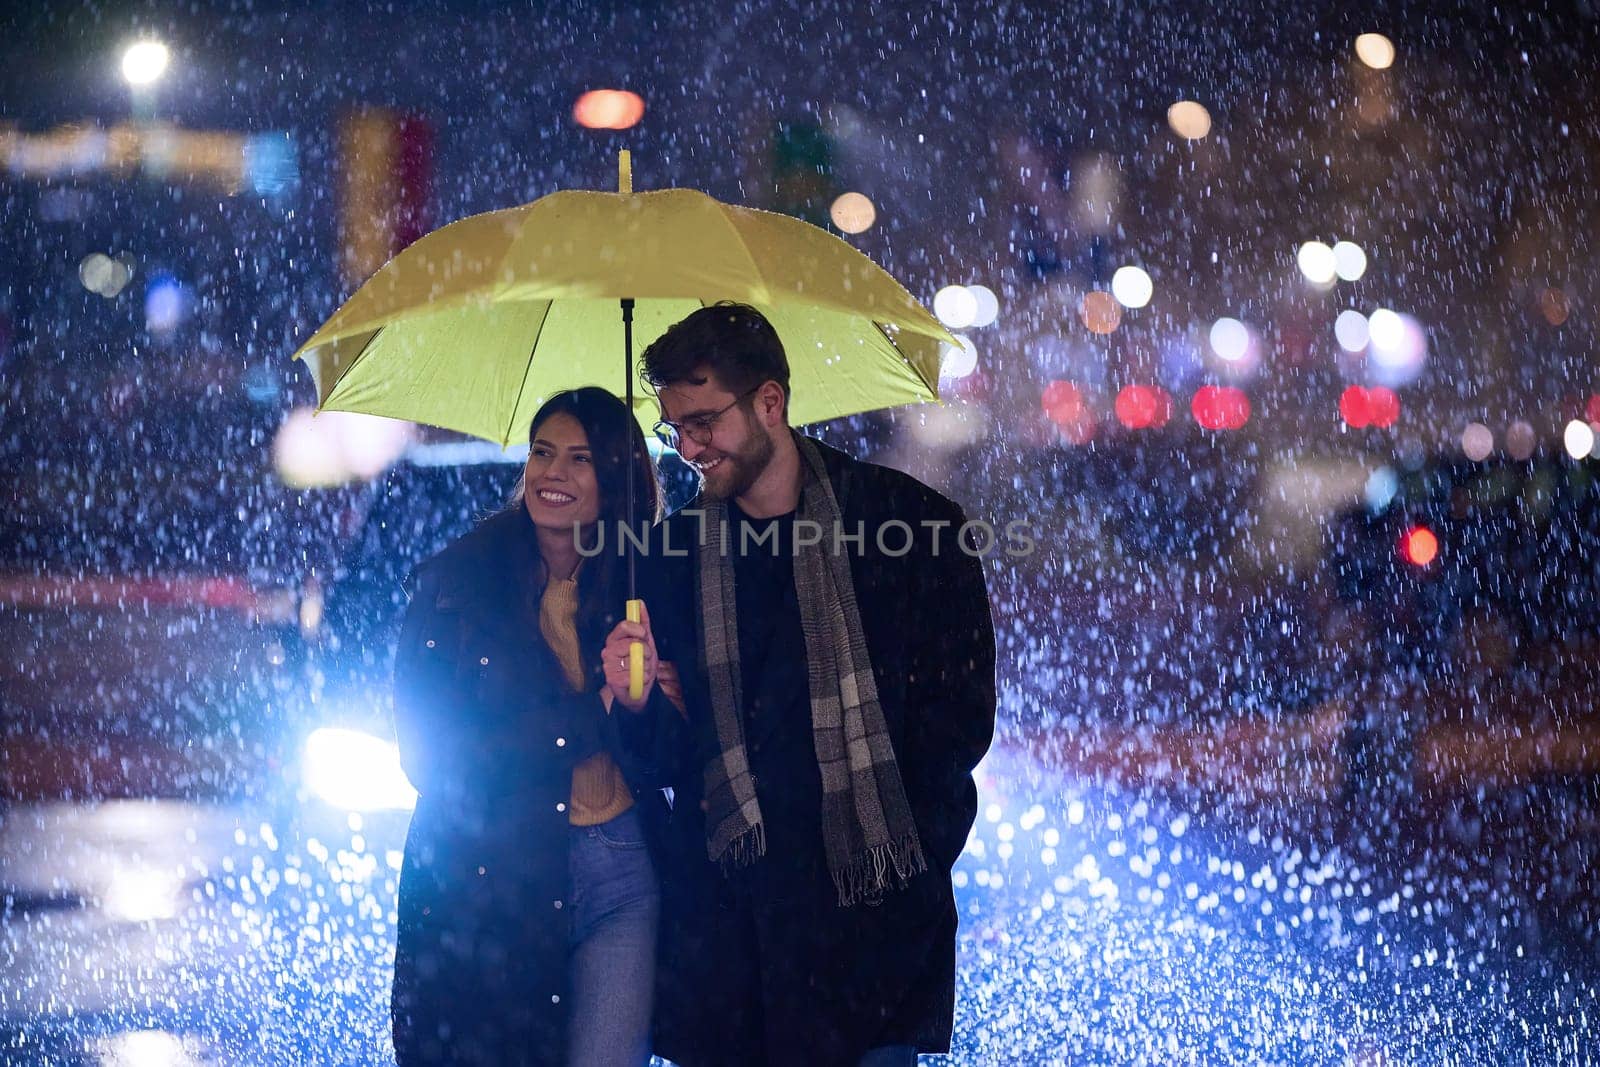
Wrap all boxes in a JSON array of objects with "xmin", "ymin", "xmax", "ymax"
[{"xmin": 628, "ymin": 439, "xmax": 997, "ymax": 1066}]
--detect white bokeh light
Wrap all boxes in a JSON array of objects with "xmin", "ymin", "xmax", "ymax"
[
  {"xmin": 121, "ymin": 40, "xmax": 170, "ymax": 87},
  {"xmin": 1366, "ymin": 310, "xmax": 1428, "ymax": 386},
  {"xmin": 103, "ymin": 868, "xmax": 183, "ymax": 923},
  {"xmin": 303, "ymin": 728, "xmax": 419, "ymax": 812},
  {"xmin": 933, "ymin": 285, "xmax": 978, "ymax": 330},
  {"xmin": 1333, "ymin": 241, "xmax": 1367, "ymax": 281},
  {"xmin": 273, "ymin": 408, "xmax": 416, "ymax": 488},
  {"xmin": 1334, "ymin": 309, "xmax": 1370, "ymax": 351},
  {"xmin": 1563, "ymin": 420, "xmax": 1596, "ymax": 460},
  {"xmin": 966, "ymin": 284, "xmax": 1000, "ymax": 327},
  {"xmin": 1209, "ymin": 317, "xmax": 1251, "ymax": 362},
  {"xmin": 1297, "ymin": 241, "xmax": 1337, "ymax": 285},
  {"xmin": 96, "ymin": 1030, "xmax": 196, "ymax": 1067},
  {"xmin": 1366, "ymin": 308, "xmax": 1405, "ymax": 351},
  {"xmin": 1111, "ymin": 266, "xmax": 1154, "ymax": 309},
  {"xmin": 939, "ymin": 335, "xmax": 979, "ymax": 380}
]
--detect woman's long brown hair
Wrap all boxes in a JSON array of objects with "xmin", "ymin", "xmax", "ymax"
[{"xmin": 512, "ymin": 387, "xmax": 662, "ymax": 691}]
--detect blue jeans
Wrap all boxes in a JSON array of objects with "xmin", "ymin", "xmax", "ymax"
[
  {"xmin": 568, "ymin": 806, "xmax": 660, "ymax": 1067},
  {"xmin": 859, "ymin": 1047, "xmax": 917, "ymax": 1067}
]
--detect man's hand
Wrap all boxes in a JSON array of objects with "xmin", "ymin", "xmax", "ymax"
[
  {"xmin": 657, "ymin": 660, "xmax": 688, "ymax": 719},
  {"xmin": 601, "ymin": 600, "xmax": 657, "ymax": 712}
]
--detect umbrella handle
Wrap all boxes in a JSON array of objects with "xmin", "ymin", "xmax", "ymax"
[{"xmin": 626, "ymin": 598, "xmax": 645, "ymax": 701}]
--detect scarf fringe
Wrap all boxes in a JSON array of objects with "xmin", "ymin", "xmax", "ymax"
[
  {"xmin": 832, "ymin": 833, "xmax": 929, "ymax": 908},
  {"xmin": 716, "ymin": 820, "xmax": 767, "ymax": 875}
]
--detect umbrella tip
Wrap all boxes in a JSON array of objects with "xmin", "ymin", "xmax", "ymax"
[{"xmin": 618, "ymin": 149, "xmax": 632, "ymax": 195}]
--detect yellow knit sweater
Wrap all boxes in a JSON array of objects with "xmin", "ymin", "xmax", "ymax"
[{"xmin": 539, "ymin": 574, "xmax": 633, "ymax": 826}]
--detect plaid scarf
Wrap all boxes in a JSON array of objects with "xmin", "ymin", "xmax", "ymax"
[{"xmin": 697, "ymin": 433, "xmax": 926, "ymax": 907}]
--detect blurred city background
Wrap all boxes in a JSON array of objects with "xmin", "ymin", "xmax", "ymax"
[{"xmin": 2, "ymin": 1, "xmax": 1599, "ymax": 1063}]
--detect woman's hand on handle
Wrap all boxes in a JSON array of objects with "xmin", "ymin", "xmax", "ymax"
[{"xmin": 602, "ymin": 600, "xmax": 657, "ymax": 712}]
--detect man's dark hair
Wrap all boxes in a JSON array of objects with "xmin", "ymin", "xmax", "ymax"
[{"xmin": 640, "ymin": 302, "xmax": 792, "ymax": 414}]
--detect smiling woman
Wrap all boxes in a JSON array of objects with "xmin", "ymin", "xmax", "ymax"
[
  {"xmin": 389, "ymin": 386, "xmax": 671, "ymax": 1066},
  {"xmin": 524, "ymin": 414, "xmax": 601, "ymax": 552}
]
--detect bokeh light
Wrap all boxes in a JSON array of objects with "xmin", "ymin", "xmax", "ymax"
[
  {"xmin": 80, "ymin": 252, "xmax": 134, "ymax": 298},
  {"xmin": 1114, "ymin": 384, "xmax": 1173, "ymax": 429},
  {"xmin": 1042, "ymin": 380, "xmax": 1096, "ymax": 444},
  {"xmin": 572, "ymin": 89, "xmax": 645, "ymax": 130},
  {"xmin": 829, "ymin": 192, "xmax": 876, "ymax": 234},
  {"xmin": 1296, "ymin": 241, "xmax": 1337, "ymax": 285},
  {"xmin": 1539, "ymin": 287, "xmax": 1570, "ymax": 326},
  {"xmin": 1400, "ymin": 525, "xmax": 1439, "ymax": 568},
  {"xmin": 1364, "ymin": 466, "xmax": 1399, "ymax": 511},
  {"xmin": 1208, "ymin": 317, "xmax": 1251, "ymax": 361},
  {"xmin": 1111, "ymin": 266, "xmax": 1153, "ymax": 309},
  {"xmin": 121, "ymin": 40, "xmax": 170, "ymax": 87},
  {"xmin": 1563, "ymin": 419, "xmax": 1596, "ymax": 460},
  {"xmin": 102, "ymin": 869, "xmax": 183, "ymax": 923},
  {"xmin": 939, "ymin": 335, "xmax": 979, "ymax": 380},
  {"xmin": 273, "ymin": 408, "xmax": 416, "ymax": 488},
  {"xmin": 1167, "ymin": 100, "xmax": 1212, "ymax": 139},
  {"xmin": 1191, "ymin": 385, "xmax": 1251, "ymax": 430},
  {"xmin": 144, "ymin": 275, "xmax": 190, "ymax": 334},
  {"xmin": 1339, "ymin": 386, "xmax": 1371, "ymax": 428},
  {"xmin": 302, "ymin": 728, "xmax": 418, "ymax": 812},
  {"xmin": 934, "ymin": 285, "xmax": 978, "ymax": 330},
  {"xmin": 79, "ymin": 254, "xmax": 114, "ymax": 294},
  {"xmin": 1366, "ymin": 386, "xmax": 1400, "ymax": 428},
  {"xmin": 96, "ymin": 1029, "xmax": 194, "ymax": 1067},
  {"xmin": 1333, "ymin": 241, "xmax": 1367, "ymax": 281},
  {"xmin": 1334, "ymin": 309, "xmax": 1370, "ymax": 351},
  {"xmin": 1080, "ymin": 291, "xmax": 1122, "ymax": 334},
  {"xmin": 1367, "ymin": 308, "xmax": 1404, "ymax": 349},
  {"xmin": 1461, "ymin": 422, "xmax": 1494, "ymax": 461},
  {"xmin": 1355, "ymin": 33, "xmax": 1396, "ymax": 70},
  {"xmin": 1505, "ymin": 420, "xmax": 1537, "ymax": 461},
  {"xmin": 1366, "ymin": 309, "xmax": 1428, "ymax": 386},
  {"xmin": 967, "ymin": 284, "xmax": 1000, "ymax": 327}
]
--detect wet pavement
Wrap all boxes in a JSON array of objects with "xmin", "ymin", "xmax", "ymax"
[{"xmin": 3, "ymin": 742, "xmax": 1597, "ymax": 1065}]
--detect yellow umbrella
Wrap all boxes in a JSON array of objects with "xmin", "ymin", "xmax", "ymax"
[
  {"xmin": 291, "ymin": 152, "xmax": 955, "ymax": 696},
  {"xmin": 291, "ymin": 152, "xmax": 953, "ymax": 445}
]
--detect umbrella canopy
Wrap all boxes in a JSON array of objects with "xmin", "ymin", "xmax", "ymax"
[{"xmin": 291, "ymin": 158, "xmax": 954, "ymax": 446}]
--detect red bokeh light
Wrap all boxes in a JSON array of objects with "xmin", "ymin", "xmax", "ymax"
[
  {"xmin": 1042, "ymin": 380, "xmax": 1096, "ymax": 444},
  {"xmin": 1400, "ymin": 525, "xmax": 1439, "ymax": 567},
  {"xmin": 574, "ymin": 90, "xmax": 646, "ymax": 130},
  {"xmin": 1114, "ymin": 384, "xmax": 1173, "ymax": 429},
  {"xmin": 1191, "ymin": 385, "xmax": 1250, "ymax": 431},
  {"xmin": 1586, "ymin": 394, "xmax": 1600, "ymax": 425},
  {"xmin": 1366, "ymin": 386, "xmax": 1400, "ymax": 428},
  {"xmin": 1339, "ymin": 386, "xmax": 1371, "ymax": 428},
  {"xmin": 1341, "ymin": 385, "xmax": 1401, "ymax": 429}
]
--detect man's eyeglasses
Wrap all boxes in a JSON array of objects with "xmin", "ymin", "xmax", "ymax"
[{"xmin": 652, "ymin": 386, "xmax": 760, "ymax": 450}]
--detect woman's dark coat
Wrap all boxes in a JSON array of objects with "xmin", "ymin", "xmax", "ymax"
[
  {"xmin": 389, "ymin": 507, "xmax": 664, "ymax": 1066},
  {"xmin": 629, "ymin": 438, "xmax": 998, "ymax": 1067}
]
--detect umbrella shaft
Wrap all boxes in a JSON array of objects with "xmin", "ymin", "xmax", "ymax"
[{"xmin": 621, "ymin": 297, "xmax": 636, "ymax": 601}]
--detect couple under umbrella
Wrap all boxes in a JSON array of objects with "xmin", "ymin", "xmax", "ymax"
[{"xmin": 292, "ymin": 154, "xmax": 997, "ymax": 1067}]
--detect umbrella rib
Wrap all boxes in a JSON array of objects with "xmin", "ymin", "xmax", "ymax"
[
  {"xmin": 319, "ymin": 325, "xmax": 386, "ymax": 411},
  {"xmin": 504, "ymin": 305, "xmax": 553, "ymax": 447},
  {"xmin": 713, "ymin": 211, "xmax": 770, "ymax": 303},
  {"xmin": 874, "ymin": 319, "xmax": 939, "ymax": 398}
]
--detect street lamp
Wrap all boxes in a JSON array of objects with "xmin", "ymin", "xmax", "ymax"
[{"xmin": 120, "ymin": 40, "xmax": 169, "ymax": 87}]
